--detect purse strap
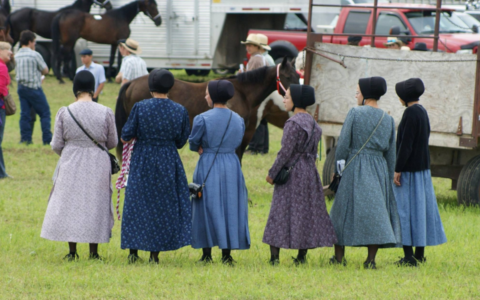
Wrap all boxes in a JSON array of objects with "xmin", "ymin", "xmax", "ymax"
[
  {"xmin": 288, "ymin": 120, "xmax": 316, "ymax": 171},
  {"xmin": 67, "ymin": 107, "xmax": 109, "ymax": 154},
  {"xmin": 343, "ymin": 111, "xmax": 386, "ymax": 171},
  {"xmin": 201, "ymin": 111, "xmax": 233, "ymax": 187}
]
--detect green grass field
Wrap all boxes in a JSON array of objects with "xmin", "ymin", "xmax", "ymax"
[{"xmin": 1, "ymin": 72, "xmax": 479, "ymax": 299}]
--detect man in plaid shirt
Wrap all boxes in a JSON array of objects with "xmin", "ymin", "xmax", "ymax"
[
  {"xmin": 16, "ymin": 30, "xmax": 51, "ymax": 145},
  {"xmin": 115, "ymin": 39, "xmax": 148, "ymax": 86}
]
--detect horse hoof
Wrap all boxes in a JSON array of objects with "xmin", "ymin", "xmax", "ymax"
[{"xmin": 58, "ymin": 80, "xmax": 65, "ymax": 84}]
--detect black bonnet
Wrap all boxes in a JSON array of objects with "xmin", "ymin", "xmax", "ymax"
[
  {"xmin": 395, "ymin": 78, "xmax": 425, "ymax": 105},
  {"xmin": 358, "ymin": 76, "xmax": 387, "ymax": 101},
  {"xmin": 148, "ymin": 69, "xmax": 175, "ymax": 93},
  {"xmin": 208, "ymin": 80, "xmax": 235, "ymax": 104},
  {"xmin": 290, "ymin": 84, "xmax": 315, "ymax": 109},
  {"xmin": 73, "ymin": 70, "xmax": 95, "ymax": 96}
]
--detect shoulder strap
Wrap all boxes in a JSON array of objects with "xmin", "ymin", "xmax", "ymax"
[
  {"xmin": 201, "ymin": 111, "xmax": 233, "ymax": 186},
  {"xmin": 344, "ymin": 111, "xmax": 386, "ymax": 171},
  {"xmin": 67, "ymin": 107, "xmax": 109, "ymax": 154}
]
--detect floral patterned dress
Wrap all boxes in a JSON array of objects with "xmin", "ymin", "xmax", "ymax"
[
  {"xmin": 263, "ymin": 113, "xmax": 337, "ymax": 249},
  {"xmin": 120, "ymin": 98, "xmax": 192, "ymax": 252}
]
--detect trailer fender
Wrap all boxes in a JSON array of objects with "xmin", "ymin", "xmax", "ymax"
[{"xmin": 269, "ymin": 40, "xmax": 299, "ymax": 64}]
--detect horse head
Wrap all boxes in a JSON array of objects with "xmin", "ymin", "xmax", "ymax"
[
  {"xmin": 92, "ymin": 0, "xmax": 113, "ymax": 10},
  {"xmin": 139, "ymin": 0, "xmax": 162, "ymax": 27},
  {"xmin": 277, "ymin": 57, "xmax": 300, "ymax": 96}
]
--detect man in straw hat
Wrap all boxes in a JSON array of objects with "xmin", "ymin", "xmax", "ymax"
[
  {"xmin": 115, "ymin": 38, "xmax": 148, "ymax": 86},
  {"xmin": 384, "ymin": 37, "xmax": 403, "ymax": 50},
  {"xmin": 241, "ymin": 33, "xmax": 273, "ymax": 71},
  {"xmin": 257, "ymin": 33, "xmax": 275, "ymax": 67}
]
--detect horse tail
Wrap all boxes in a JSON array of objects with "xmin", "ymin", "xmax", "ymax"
[
  {"xmin": 6, "ymin": 13, "xmax": 12, "ymax": 42},
  {"xmin": 51, "ymin": 13, "xmax": 62, "ymax": 55},
  {"xmin": 115, "ymin": 81, "xmax": 132, "ymax": 160}
]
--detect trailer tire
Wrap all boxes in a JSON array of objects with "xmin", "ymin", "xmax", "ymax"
[
  {"xmin": 269, "ymin": 40, "xmax": 299, "ymax": 63},
  {"xmin": 36, "ymin": 43, "xmax": 51, "ymax": 70},
  {"xmin": 322, "ymin": 146, "xmax": 336, "ymax": 199},
  {"xmin": 457, "ymin": 155, "xmax": 480, "ymax": 206},
  {"xmin": 185, "ymin": 69, "xmax": 210, "ymax": 76}
]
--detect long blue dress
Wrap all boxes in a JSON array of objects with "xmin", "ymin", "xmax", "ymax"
[
  {"xmin": 121, "ymin": 98, "xmax": 192, "ymax": 252},
  {"xmin": 189, "ymin": 108, "xmax": 250, "ymax": 250}
]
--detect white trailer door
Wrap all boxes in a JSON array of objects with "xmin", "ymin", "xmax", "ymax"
[{"xmin": 167, "ymin": 0, "xmax": 200, "ymax": 58}]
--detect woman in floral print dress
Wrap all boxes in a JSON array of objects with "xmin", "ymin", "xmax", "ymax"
[{"xmin": 120, "ymin": 70, "xmax": 192, "ymax": 263}]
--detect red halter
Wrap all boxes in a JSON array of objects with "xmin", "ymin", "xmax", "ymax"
[{"xmin": 276, "ymin": 63, "xmax": 287, "ymax": 96}]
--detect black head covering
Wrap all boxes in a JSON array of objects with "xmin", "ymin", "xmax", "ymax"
[
  {"xmin": 413, "ymin": 42, "xmax": 429, "ymax": 51},
  {"xmin": 348, "ymin": 36, "xmax": 362, "ymax": 43},
  {"xmin": 395, "ymin": 78, "xmax": 425, "ymax": 106},
  {"xmin": 289, "ymin": 84, "xmax": 315, "ymax": 109},
  {"xmin": 148, "ymin": 69, "xmax": 175, "ymax": 93},
  {"xmin": 208, "ymin": 80, "xmax": 234, "ymax": 104},
  {"xmin": 358, "ymin": 77, "xmax": 387, "ymax": 101},
  {"xmin": 73, "ymin": 70, "xmax": 95, "ymax": 96}
]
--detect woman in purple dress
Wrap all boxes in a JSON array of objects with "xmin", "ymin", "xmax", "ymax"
[{"xmin": 264, "ymin": 84, "xmax": 337, "ymax": 265}]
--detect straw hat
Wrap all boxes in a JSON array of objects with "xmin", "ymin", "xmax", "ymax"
[
  {"xmin": 241, "ymin": 34, "xmax": 270, "ymax": 50},
  {"xmin": 256, "ymin": 33, "xmax": 271, "ymax": 51},
  {"xmin": 120, "ymin": 38, "xmax": 142, "ymax": 55},
  {"xmin": 384, "ymin": 37, "xmax": 403, "ymax": 47}
]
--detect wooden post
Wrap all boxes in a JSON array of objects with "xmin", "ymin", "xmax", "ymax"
[
  {"xmin": 433, "ymin": 0, "xmax": 442, "ymax": 52},
  {"xmin": 305, "ymin": 0, "xmax": 314, "ymax": 85},
  {"xmin": 370, "ymin": 0, "xmax": 378, "ymax": 48}
]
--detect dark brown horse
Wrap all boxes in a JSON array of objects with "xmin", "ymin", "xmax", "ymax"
[
  {"xmin": 6, "ymin": 0, "xmax": 112, "ymax": 46},
  {"xmin": 114, "ymin": 59, "xmax": 298, "ymax": 162},
  {"xmin": 52, "ymin": 0, "xmax": 161, "ymax": 83}
]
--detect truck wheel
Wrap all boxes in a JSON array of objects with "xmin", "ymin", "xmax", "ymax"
[
  {"xmin": 457, "ymin": 155, "xmax": 480, "ymax": 206},
  {"xmin": 214, "ymin": 68, "xmax": 235, "ymax": 75},
  {"xmin": 185, "ymin": 69, "xmax": 210, "ymax": 76},
  {"xmin": 269, "ymin": 40, "xmax": 299, "ymax": 63},
  {"xmin": 322, "ymin": 146, "xmax": 336, "ymax": 199},
  {"xmin": 35, "ymin": 43, "xmax": 51, "ymax": 70}
]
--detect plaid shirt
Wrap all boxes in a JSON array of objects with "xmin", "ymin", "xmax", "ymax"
[
  {"xmin": 15, "ymin": 47, "xmax": 47, "ymax": 89},
  {"xmin": 119, "ymin": 54, "xmax": 148, "ymax": 81}
]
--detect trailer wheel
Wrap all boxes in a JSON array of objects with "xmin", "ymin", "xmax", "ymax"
[
  {"xmin": 269, "ymin": 40, "xmax": 299, "ymax": 63},
  {"xmin": 185, "ymin": 69, "xmax": 210, "ymax": 76},
  {"xmin": 457, "ymin": 155, "xmax": 480, "ymax": 206},
  {"xmin": 36, "ymin": 43, "xmax": 51, "ymax": 70},
  {"xmin": 322, "ymin": 146, "xmax": 336, "ymax": 198}
]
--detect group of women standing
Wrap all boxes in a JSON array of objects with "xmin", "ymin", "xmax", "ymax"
[{"xmin": 40, "ymin": 69, "xmax": 447, "ymax": 268}]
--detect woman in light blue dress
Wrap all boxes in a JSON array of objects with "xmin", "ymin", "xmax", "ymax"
[
  {"xmin": 189, "ymin": 80, "xmax": 250, "ymax": 265},
  {"xmin": 393, "ymin": 78, "xmax": 447, "ymax": 267}
]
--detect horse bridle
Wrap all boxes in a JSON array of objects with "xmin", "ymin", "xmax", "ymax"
[
  {"xmin": 93, "ymin": 0, "xmax": 110, "ymax": 8},
  {"xmin": 137, "ymin": 1, "xmax": 161, "ymax": 22},
  {"xmin": 276, "ymin": 64, "xmax": 287, "ymax": 96}
]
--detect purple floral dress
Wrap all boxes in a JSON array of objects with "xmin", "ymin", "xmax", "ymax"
[{"xmin": 263, "ymin": 113, "xmax": 337, "ymax": 249}]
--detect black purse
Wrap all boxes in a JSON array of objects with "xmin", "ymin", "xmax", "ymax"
[
  {"xmin": 189, "ymin": 112, "xmax": 233, "ymax": 199},
  {"xmin": 273, "ymin": 121, "xmax": 316, "ymax": 185},
  {"xmin": 67, "ymin": 107, "xmax": 121, "ymax": 174},
  {"xmin": 328, "ymin": 111, "xmax": 386, "ymax": 193}
]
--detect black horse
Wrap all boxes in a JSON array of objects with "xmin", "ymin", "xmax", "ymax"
[
  {"xmin": 51, "ymin": 0, "xmax": 161, "ymax": 83},
  {"xmin": 6, "ymin": 0, "xmax": 112, "ymax": 45}
]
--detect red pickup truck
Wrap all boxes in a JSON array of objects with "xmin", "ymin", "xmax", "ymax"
[{"xmin": 251, "ymin": 3, "xmax": 480, "ymax": 62}]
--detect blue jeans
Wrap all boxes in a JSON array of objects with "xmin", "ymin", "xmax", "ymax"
[
  {"xmin": 18, "ymin": 85, "xmax": 52, "ymax": 144},
  {"xmin": 0, "ymin": 108, "xmax": 7, "ymax": 178}
]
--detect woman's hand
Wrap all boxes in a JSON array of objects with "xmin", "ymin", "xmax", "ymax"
[
  {"xmin": 121, "ymin": 138, "xmax": 132, "ymax": 144},
  {"xmin": 394, "ymin": 172, "xmax": 401, "ymax": 186},
  {"xmin": 198, "ymin": 146, "xmax": 203, "ymax": 155},
  {"xmin": 266, "ymin": 175, "xmax": 274, "ymax": 185}
]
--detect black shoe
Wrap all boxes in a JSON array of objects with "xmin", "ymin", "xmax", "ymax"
[
  {"xmin": 416, "ymin": 256, "xmax": 427, "ymax": 264},
  {"xmin": 63, "ymin": 252, "xmax": 79, "ymax": 261},
  {"xmin": 269, "ymin": 258, "xmax": 280, "ymax": 266},
  {"xmin": 89, "ymin": 253, "xmax": 103, "ymax": 261},
  {"xmin": 19, "ymin": 140, "xmax": 32, "ymax": 145},
  {"xmin": 128, "ymin": 254, "xmax": 140, "ymax": 264},
  {"xmin": 363, "ymin": 261, "xmax": 377, "ymax": 270},
  {"xmin": 221, "ymin": 255, "xmax": 236, "ymax": 266},
  {"xmin": 149, "ymin": 257, "xmax": 159, "ymax": 264},
  {"xmin": 197, "ymin": 255, "xmax": 213, "ymax": 264},
  {"xmin": 292, "ymin": 256, "xmax": 307, "ymax": 266},
  {"xmin": 329, "ymin": 256, "xmax": 347, "ymax": 266},
  {"xmin": 395, "ymin": 257, "xmax": 417, "ymax": 267}
]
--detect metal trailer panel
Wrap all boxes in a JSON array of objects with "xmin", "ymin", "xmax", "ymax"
[{"xmin": 308, "ymin": 42, "xmax": 476, "ymax": 150}]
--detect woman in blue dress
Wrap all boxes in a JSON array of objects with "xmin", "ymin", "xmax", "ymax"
[
  {"xmin": 189, "ymin": 80, "xmax": 250, "ymax": 265},
  {"xmin": 393, "ymin": 78, "xmax": 447, "ymax": 266},
  {"xmin": 121, "ymin": 69, "xmax": 192, "ymax": 264}
]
